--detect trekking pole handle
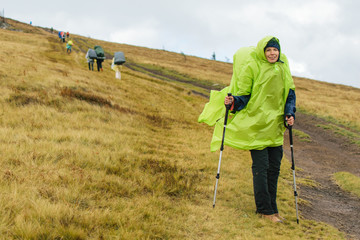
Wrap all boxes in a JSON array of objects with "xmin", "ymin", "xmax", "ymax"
[
  {"xmin": 284, "ymin": 114, "xmax": 292, "ymax": 128},
  {"xmin": 289, "ymin": 125, "xmax": 293, "ymax": 146},
  {"xmin": 225, "ymin": 93, "xmax": 232, "ymax": 110},
  {"xmin": 284, "ymin": 114, "xmax": 293, "ymax": 145}
]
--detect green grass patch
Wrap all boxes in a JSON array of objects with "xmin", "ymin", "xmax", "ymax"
[
  {"xmin": 293, "ymin": 129, "xmax": 312, "ymax": 142},
  {"xmin": 297, "ymin": 177, "xmax": 318, "ymax": 188},
  {"xmin": 297, "ymin": 107, "xmax": 360, "ymax": 133},
  {"xmin": 333, "ymin": 172, "xmax": 360, "ymax": 198},
  {"xmin": 317, "ymin": 124, "xmax": 360, "ymax": 147}
]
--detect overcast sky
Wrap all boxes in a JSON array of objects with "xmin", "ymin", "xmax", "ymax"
[{"xmin": 2, "ymin": 0, "xmax": 360, "ymax": 88}]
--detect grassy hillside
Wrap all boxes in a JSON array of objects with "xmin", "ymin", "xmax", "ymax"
[{"xmin": 0, "ymin": 18, "xmax": 356, "ymax": 239}]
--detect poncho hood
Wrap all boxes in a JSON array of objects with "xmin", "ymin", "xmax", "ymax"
[{"xmin": 256, "ymin": 36, "xmax": 281, "ymax": 62}]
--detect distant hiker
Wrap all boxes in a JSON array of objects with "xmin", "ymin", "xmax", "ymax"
[
  {"xmin": 86, "ymin": 49, "xmax": 97, "ymax": 71},
  {"xmin": 66, "ymin": 32, "xmax": 70, "ymax": 38},
  {"xmin": 59, "ymin": 31, "xmax": 65, "ymax": 42},
  {"xmin": 30, "ymin": 21, "xmax": 32, "ymax": 25},
  {"xmin": 94, "ymin": 45, "xmax": 105, "ymax": 72},
  {"xmin": 111, "ymin": 58, "xmax": 122, "ymax": 79},
  {"xmin": 111, "ymin": 51, "xmax": 126, "ymax": 79},
  {"xmin": 199, "ymin": 36, "xmax": 296, "ymax": 223},
  {"xmin": 66, "ymin": 39, "xmax": 73, "ymax": 54}
]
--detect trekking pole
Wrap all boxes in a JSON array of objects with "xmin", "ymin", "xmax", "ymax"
[
  {"xmin": 285, "ymin": 117, "xmax": 300, "ymax": 224},
  {"xmin": 213, "ymin": 93, "xmax": 232, "ymax": 208}
]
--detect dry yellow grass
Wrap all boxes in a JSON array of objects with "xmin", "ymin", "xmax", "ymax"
[
  {"xmin": 294, "ymin": 76, "xmax": 360, "ymax": 129},
  {"xmin": 0, "ymin": 18, "xmax": 351, "ymax": 239}
]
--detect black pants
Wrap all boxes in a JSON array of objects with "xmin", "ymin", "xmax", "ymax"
[
  {"xmin": 97, "ymin": 60, "xmax": 103, "ymax": 71},
  {"xmin": 250, "ymin": 146, "xmax": 283, "ymax": 215},
  {"xmin": 88, "ymin": 62, "xmax": 94, "ymax": 71}
]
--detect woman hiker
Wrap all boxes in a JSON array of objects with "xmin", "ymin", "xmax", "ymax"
[
  {"xmin": 66, "ymin": 39, "xmax": 73, "ymax": 54},
  {"xmin": 199, "ymin": 36, "xmax": 296, "ymax": 223},
  {"xmin": 111, "ymin": 57, "xmax": 123, "ymax": 79}
]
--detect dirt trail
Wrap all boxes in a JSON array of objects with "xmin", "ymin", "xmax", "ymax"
[{"xmin": 283, "ymin": 112, "xmax": 360, "ymax": 240}]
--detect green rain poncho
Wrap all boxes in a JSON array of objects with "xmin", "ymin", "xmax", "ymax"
[{"xmin": 198, "ymin": 36, "xmax": 295, "ymax": 151}]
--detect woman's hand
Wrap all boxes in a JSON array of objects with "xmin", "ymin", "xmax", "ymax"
[
  {"xmin": 224, "ymin": 96, "xmax": 234, "ymax": 106},
  {"xmin": 286, "ymin": 115, "xmax": 294, "ymax": 126}
]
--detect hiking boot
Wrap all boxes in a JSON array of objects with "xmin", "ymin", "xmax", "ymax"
[{"xmin": 261, "ymin": 214, "xmax": 283, "ymax": 223}]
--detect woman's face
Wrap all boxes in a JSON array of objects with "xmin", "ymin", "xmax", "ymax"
[{"xmin": 265, "ymin": 47, "xmax": 279, "ymax": 63}]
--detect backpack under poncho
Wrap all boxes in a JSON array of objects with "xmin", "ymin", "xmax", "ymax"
[
  {"xmin": 198, "ymin": 36, "xmax": 295, "ymax": 151},
  {"xmin": 87, "ymin": 49, "xmax": 97, "ymax": 59},
  {"xmin": 114, "ymin": 51, "xmax": 126, "ymax": 65},
  {"xmin": 94, "ymin": 45, "xmax": 105, "ymax": 58}
]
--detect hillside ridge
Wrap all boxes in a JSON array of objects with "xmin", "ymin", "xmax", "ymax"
[{"xmin": 1, "ymin": 17, "xmax": 359, "ymax": 239}]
